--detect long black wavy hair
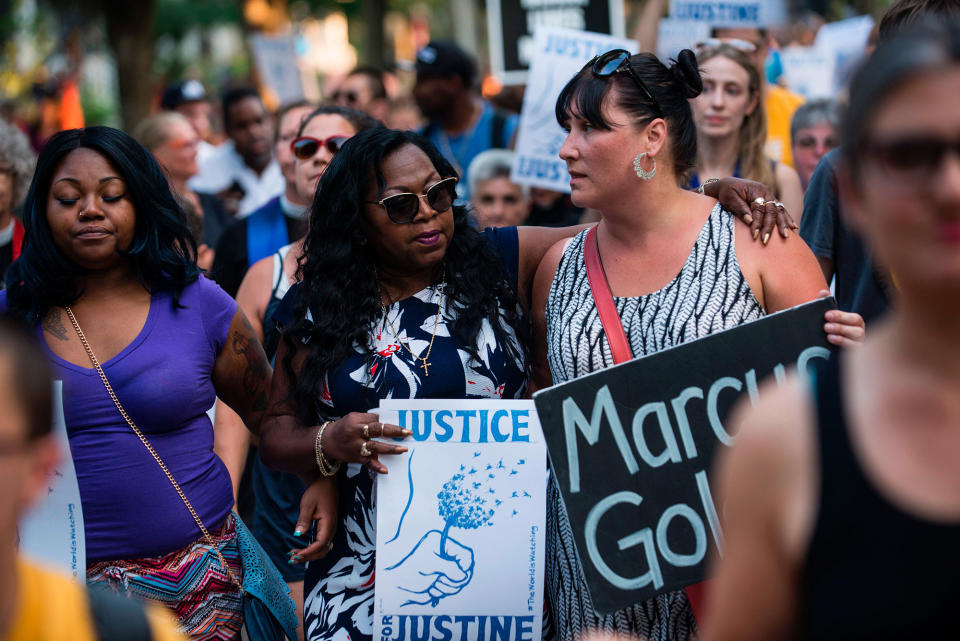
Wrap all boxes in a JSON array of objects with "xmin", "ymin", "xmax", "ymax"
[
  {"xmin": 4, "ymin": 126, "xmax": 200, "ymax": 325},
  {"xmin": 284, "ymin": 128, "xmax": 528, "ymax": 423}
]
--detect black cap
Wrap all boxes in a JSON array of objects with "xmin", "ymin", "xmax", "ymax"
[
  {"xmin": 160, "ymin": 79, "xmax": 208, "ymax": 110},
  {"xmin": 415, "ymin": 40, "xmax": 476, "ymax": 87}
]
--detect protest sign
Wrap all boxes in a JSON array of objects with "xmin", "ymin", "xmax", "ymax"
[
  {"xmin": 486, "ymin": 0, "xmax": 626, "ymax": 85},
  {"xmin": 668, "ymin": 0, "xmax": 785, "ymax": 28},
  {"xmin": 780, "ymin": 45, "xmax": 836, "ymax": 99},
  {"xmin": 19, "ymin": 382, "xmax": 85, "ymax": 580},
  {"xmin": 814, "ymin": 15, "xmax": 874, "ymax": 94},
  {"xmin": 511, "ymin": 27, "xmax": 638, "ymax": 193},
  {"xmin": 375, "ymin": 400, "xmax": 547, "ymax": 641},
  {"xmin": 533, "ymin": 298, "xmax": 835, "ymax": 614},
  {"xmin": 249, "ymin": 34, "xmax": 305, "ymax": 105},
  {"xmin": 657, "ymin": 18, "xmax": 711, "ymax": 63}
]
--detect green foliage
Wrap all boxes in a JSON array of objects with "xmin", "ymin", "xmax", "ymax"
[{"xmin": 155, "ymin": 0, "xmax": 242, "ymax": 39}]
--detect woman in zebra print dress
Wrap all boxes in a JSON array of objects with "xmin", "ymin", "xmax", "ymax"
[{"xmin": 529, "ymin": 50, "xmax": 865, "ymax": 641}]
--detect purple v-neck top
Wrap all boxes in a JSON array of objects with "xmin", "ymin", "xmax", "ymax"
[{"xmin": 4, "ymin": 276, "xmax": 237, "ymax": 562}]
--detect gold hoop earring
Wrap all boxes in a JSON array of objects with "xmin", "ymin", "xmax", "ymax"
[{"xmin": 633, "ymin": 152, "xmax": 656, "ymax": 181}]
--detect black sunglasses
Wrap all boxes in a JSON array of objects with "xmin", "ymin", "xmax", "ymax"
[
  {"xmin": 333, "ymin": 90, "xmax": 359, "ymax": 105},
  {"xmin": 291, "ymin": 135, "xmax": 351, "ymax": 160},
  {"xmin": 590, "ymin": 49, "xmax": 662, "ymax": 117},
  {"xmin": 366, "ymin": 177, "xmax": 458, "ymax": 224},
  {"xmin": 862, "ymin": 135, "xmax": 960, "ymax": 177}
]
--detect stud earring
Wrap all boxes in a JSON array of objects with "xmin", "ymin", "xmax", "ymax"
[{"xmin": 633, "ymin": 152, "xmax": 656, "ymax": 181}]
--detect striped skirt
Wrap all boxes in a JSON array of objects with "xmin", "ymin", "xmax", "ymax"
[{"xmin": 87, "ymin": 513, "xmax": 244, "ymax": 641}]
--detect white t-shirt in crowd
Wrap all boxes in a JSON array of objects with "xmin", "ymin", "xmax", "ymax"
[{"xmin": 188, "ymin": 140, "xmax": 284, "ymax": 217}]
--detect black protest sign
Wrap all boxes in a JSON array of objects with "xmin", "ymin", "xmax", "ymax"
[
  {"xmin": 486, "ymin": 0, "xmax": 626, "ymax": 84},
  {"xmin": 533, "ymin": 298, "xmax": 836, "ymax": 615}
]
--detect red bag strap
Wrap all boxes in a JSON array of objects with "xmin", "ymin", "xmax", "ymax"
[
  {"xmin": 583, "ymin": 225, "xmax": 633, "ymax": 365},
  {"xmin": 584, "ymin": 225, "xmax": 710, "ymax": 622},
  {"xmin": 12, "ymin": 218, "xmax": 24, "ymax": 261}
]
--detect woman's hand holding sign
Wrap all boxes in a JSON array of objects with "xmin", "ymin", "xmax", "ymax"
[{"xmin": 323, "ymin": 412, "xmax": 411, "ymax": 474}]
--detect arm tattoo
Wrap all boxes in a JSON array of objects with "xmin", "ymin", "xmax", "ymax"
[
  {"xmin": 42, "ymin": 309, "xmax": 70, "ymax": 342},
  {"xmin": 231, "ymin": 329, "xmax": 270, "ymax": 412}
]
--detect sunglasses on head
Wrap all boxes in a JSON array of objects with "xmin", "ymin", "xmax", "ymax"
[
  {"xmin": 589, "ymin": 49, "xmax": 662, "ymax": 117},
  {"xmin": 291, "ymin": 135, "xmax": 351, "ymax": 160},
  {"xmin": 695, "ymin": 38, "xmax": 759, "ymax": 53},
  {"xmin": 366, "ymin": 177, "xmax": 458, "ymax": 224}
]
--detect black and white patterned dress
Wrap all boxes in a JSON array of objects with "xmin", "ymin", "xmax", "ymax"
[
  {"xmin": 293, "ymin": 228, "xmax": 528, "ymax": 641},
  {"xmin": 543, "ymin": 204, "xmax": 764, "ymax": 640}
]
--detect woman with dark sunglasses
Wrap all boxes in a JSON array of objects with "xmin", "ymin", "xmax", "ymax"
[
  {"xmin": 703, "ymin": 19, "xmax": 960, "ymax": 641},
  {"xmin": 529, "ymin": 49, "xmax": 864, "ymax": 640},
  {"xmin": 258, "ymin": 128, "xmax": 585, "ymax": 641}
]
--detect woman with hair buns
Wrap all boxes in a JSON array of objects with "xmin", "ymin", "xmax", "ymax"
[
  {"xmin": 690, "ymin": 42, "xmax": 803, "ymax": 225},
  {"xmin": 530, "ymin": 49, "xmax": 864, "ymax": 639}
]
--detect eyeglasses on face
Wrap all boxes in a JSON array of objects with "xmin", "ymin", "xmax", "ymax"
[
  {"xmin": 366, "ymin": 177, "xmax": 458, "ymax": 224},
  {"xmin": 332, "ymin": 90, "xmax": 359, "ymax": 105},
  {"xmin": 861, "ymin": 135, "xmax": 960, "ymax": 180},
  {"xmin": 291, "ymin": 135, "xmax": 352, "ymax": 160},
  {"xmin": 589, "ymin": 49, "xmax": 662, "ymax": 117}
]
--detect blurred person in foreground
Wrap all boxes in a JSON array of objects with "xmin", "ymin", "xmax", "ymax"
[
  {"xmin": 711, "ymin": 27, "xmax": 805, "ymax": 167},
  {"xmin": 211, "ymin": 101, "xmax": 316, "ymax": 298},
  {"xmin": 134, "ymin": 112, "xmax": 232, "ymax": 270},
  {"xmin": 213, "ymin": 106, "xmax": 380, "ymax": 639},
  {"xmin": 467, "ymin": 148, "xmax": 531, "ymax": 228},
  {"xmin": 413, "ymin": 40, "xmax": 517, "ymax": 199},
  {"xmin": 190, "ymin": 87, "xmax": 283, "ymax": 218},
  {"xmin": 790, "ymin": 99, "xmax": 841, "ymax": 190},
  {"xmin": 331, "ymin": 66, "xmax": 390, "ymax": 122},
  {"xmin": 0, "ymin": 319, "xmax": 185, "ymax": 641},
  {"xmin": 0, "ymin": 119, "xmax": 33, "ymax": 282},
  {"xmin": 691, "ymin": 42, "xmax": 803, "ymax": 219},
  {"xmin": 160, "ymin": 80, "xmax": 218, "ymax": 166},
  {"xmin": 799, "ymin": 0, "xmax": 960, "ymax": 325},
  {"xmin": 1, "ymin": 126, "xmax": 274, "ymax": 640},
  {"xmin": 704, "ymin": 19, "xmax": 960, "ymax": 640}
]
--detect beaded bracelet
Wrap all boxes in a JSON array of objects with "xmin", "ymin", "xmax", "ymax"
[{"xmin": 314, "ymin": 421, "xmax": 341, "ymax": 477}]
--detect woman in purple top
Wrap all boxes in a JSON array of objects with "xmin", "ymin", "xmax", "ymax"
[{"xmin": 2, "ymin": 127, "xmax": 272, "ymax": 641}]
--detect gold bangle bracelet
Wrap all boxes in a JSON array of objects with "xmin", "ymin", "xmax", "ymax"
[{"xmin": 314, "ymin": 421, "xmax": 340, "ymax": 477}]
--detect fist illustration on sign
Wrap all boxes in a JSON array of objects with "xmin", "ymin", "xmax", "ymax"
[{"xmin": 387, "ymin": 530, "xmax": 475, "ymax": 606}]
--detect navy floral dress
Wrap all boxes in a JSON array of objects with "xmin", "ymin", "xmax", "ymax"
[{"xmin": 287, "ymin": 228, "xmax": 527, "ymax": 641}]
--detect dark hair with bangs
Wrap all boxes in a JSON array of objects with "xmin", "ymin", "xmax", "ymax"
[
  {"xmin": 296, "ymin": 104, "xmax": 382, "ymax": 137},
  {"xmin": 843, "ymin": 18, "xmax": 960, "ymax": 181},
  {"xmin": 4, "ymin": 126, "xmax": 200, "ymax": 325},
  {"xmin": 283, "ymin": 128, "xmax": 528, "ymax": 423},
  {"xmin": 555, "ymin": 50, "xmax": 703, "ymax": 182}
]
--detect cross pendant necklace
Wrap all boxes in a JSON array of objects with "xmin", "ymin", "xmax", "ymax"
[{"xmin": 379, "ymin": 267, "xmax": 446, "ymax": 378}]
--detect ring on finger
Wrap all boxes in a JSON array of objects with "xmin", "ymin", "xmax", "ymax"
[
  {"xmin": 360, "ymin": 441, "xmax": 372, "ymax": 457},
  {"xmin": 752, "ymin": 197, "xmax": 765, "ymax": 206},
  {"xmin": 763, "ymin": 200, "xmax": 778, "ymax": 206},
  {"xmin": 326, "ymin": 540, "xmax": 334, "ymax": 551},
  {"xmin": 775, "ymin": 200, "xmax": 785, "ymax": 208},
  {"xmin": 361, "ymin": 424, "xmax": 370, "ymax": 439}
]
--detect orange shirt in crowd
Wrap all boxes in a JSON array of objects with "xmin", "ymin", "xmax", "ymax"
[{"xmin": 764, "ymin": 84, "xmax": 805, "ymax": 167}]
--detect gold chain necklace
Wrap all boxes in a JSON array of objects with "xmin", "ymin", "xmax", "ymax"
[{"xmin": 380, "ymin": 267, "xmax": 446, "ymax": 377}]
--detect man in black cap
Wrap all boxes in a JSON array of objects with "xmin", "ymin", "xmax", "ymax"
[
  {"xmin": 413, "ymin": 40, "xmax": 517, "ymax": 200},
  {"xmin": 160, "ymin": 79, "xmax": 217, "ymax": 166}
]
